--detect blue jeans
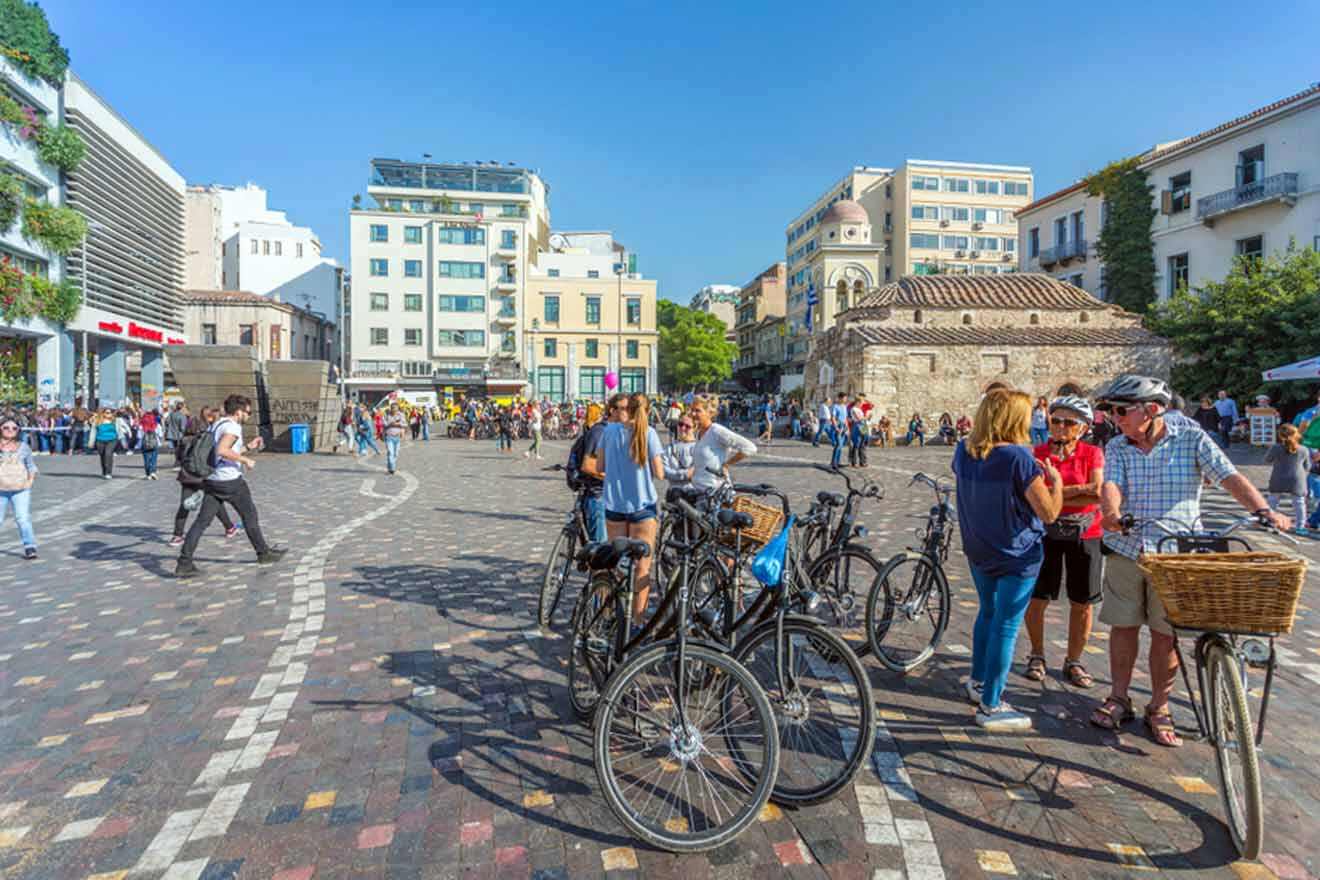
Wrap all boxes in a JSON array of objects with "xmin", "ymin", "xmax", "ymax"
[
  {"xmin": 421, "ymin": 421, "xmax": 430, "ymax": 440},
  {"xmin": 0, "ymin": 489, "xmax": 35, "ymax": 549},
  {"xmin": 813, "ymin": 423, "xmax": 828, "ymax": 445},
  {"xmin": 1029, "ymin": 428, "xmax": 1048, "ymax": 446},
  {"xmin": 384, "ymin": 436, "xmax": 400, "ymax": 472},
  {"xmin": 581, "ymin": 494, "xmax": 607, "ymax": 543},
  {"xmin": 969, "ymin": 565, "xmax": 1038, "ymax": 708},
  {"xmin": 829, "ymin": 425, "xmax": 844, "ymax": 467},
  {"xmin": 791, "ymin": 417, "xmax": 801, "ymax": 439},
  {"xmin": 358, "ymin": 430, "xmax": 380, "ymax": 455},
  {"xmin": 142, "ymin": 448, "xmax": 159, "ymax": 476}
]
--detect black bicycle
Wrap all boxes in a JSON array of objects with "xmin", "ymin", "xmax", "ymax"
[
  {"xmin": 538, "ymin": 464, "xmax": 593, "ymax": 628},
  {"xmin": 864, "ymin": 472, "xmax": 954, "ymax": 672}
]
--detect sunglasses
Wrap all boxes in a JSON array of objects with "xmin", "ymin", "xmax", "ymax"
[
  {"xmin": 678, "ymin": 422, "xmax": 693, "ymax": 429},
  {"xmin": 0, "ymin": 424, "xmax": 17, "ymax": 432},
  {"xmin": 1111, "ymin": 404, "xmax": 1145, "ymax": 418},
  {"xmin": 1049, "ymin": 417, "xmax": 1082, "ymax": 427}
]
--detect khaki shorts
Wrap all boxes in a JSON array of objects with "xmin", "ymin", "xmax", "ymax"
[{"xmin": 1098, "ymin": 553, "xmax": 1172, "ymax": 635}]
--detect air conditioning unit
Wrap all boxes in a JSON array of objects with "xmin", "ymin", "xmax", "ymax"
[
  {"xmin": 954, "ymin": 249, "xmax": 966, "ymax": 258},
  {"xmin": 971, "ymin": 222, "xmax": 984, "ymax": 231},
  {"xmin": 970, "ymin": 251, "xmax": 980, "ymax": 259},
  {"xmin": 939, "ymin": 219, "xmax": 949, "ymax": 227},
  {"xmin": 1001, "ymin": 253, "xmax": 1013, "ymax": 262}
]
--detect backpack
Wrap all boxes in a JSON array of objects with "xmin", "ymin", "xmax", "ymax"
[
  {"xmin": 179, "ymin": 421, "xmax": 226, "ymax": 485},
  {"xmin": 565, "ymin": 428, "xmax": 594, "ymax": 491}
]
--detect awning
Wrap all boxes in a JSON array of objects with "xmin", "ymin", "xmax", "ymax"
[{"xmin": 1262, "ymin": 355, "xmax": 1320, "ymax": 381}]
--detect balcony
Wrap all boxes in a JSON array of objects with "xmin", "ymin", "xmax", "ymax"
[
  {"xmin": 1058, "ymin": 239, "xmax": 1088, "ymax": 263},
  {"xmin": 494, "ymin": 275, "xmax": 517, "ymax": 291},
  {"xmin": 493, "ymin": 307, "xmax": 517, "ymax": 324},
  {"xmin": 1196, "ymin": 172, "xmax": 1299, "ymax": 225},
  {"xmin": 351, "ymin": 360, "xmax": 400, "ymax": 378},
  {"xmin": 1039, "ymin": 247, "xmax": 1059, "ymax": 267},
  {"xmin": 494, "ymin": 243, "xmax": 518, "ymax": 258}
]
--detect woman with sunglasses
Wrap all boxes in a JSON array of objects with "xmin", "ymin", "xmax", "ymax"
[
  {"xmin": 1022, "ymin": 396, "xmax": 1104, "ymax": 688},
  {"xmin": 662, "ymin": 416, "xmax": 696, "ymax": 484},
  {"xmin": 0, "ymin": 417, "xmax": 38, "ymax": 559}
]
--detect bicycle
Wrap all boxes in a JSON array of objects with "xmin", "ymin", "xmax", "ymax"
[
  {"xmin": 1120, "ymin": 513, "xmax": 1302, "ymax": 859},
  {"xmin": 537, "ymin": 464, "xmax": 593, "ymax": 628},
  {"xmin": 578, "ymin": 519, "xmax": 781, "ymax": 851},
  {"xmin": 864, "ymin": 472, "xmax": 954, "ymax": 672}
]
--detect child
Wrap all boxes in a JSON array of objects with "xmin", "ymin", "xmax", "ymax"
[{"xmin": 1265, "ymin": 423, "xmax": 1310, "ymax": 535}]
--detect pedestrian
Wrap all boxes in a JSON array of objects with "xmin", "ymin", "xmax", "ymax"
[
  {"xmin": 524, "ymin": 402, "xmax": 543, "ymax": 460},
  {"xmin": 829, "ymin": 392, "xmax": 848, "ymax": 468},
  {"xmin": 140, "ymin": 409, "xmax": 162, "ymax": 480},
  {"xmin": 165, "ymin": 402, "xmax": 188, "ymax": 466},
  {"xmin": 953, "ymin": 389, "xmax": 1063, "ymax": 731},
  {"xmin": 905, "ymin": 412, "xmax": 926, "ymax": 447},
  {"xmin": 1264, "ymin": 423, "xmax": 1310, "ymax": 536},
  {"xmin": 496, "ymin": 405, "xmax": 514, "ymax": 453},
  {"xmin": 665, "ymin": 399, "xmax": 682, "ymax": 444},
  {"xmin": 420, "ymin": 406, "xmax": 431, "ymax": 441},
  {"xmin": 1023, "ymin": 396, "xmax": 1104, "ymax": 688},
  {"xmin": 409, "ymin": 407, "xmax": 421, "ymax": 441},
  {"xmin": 662, "ymin": 415, "xmax": 696, "ymax": 483},
  {"xmin": 70, "ymin": 400, "xmax": 90, "ymax": 454},
  {"xmin": 175, "ymin": 394, "xmax": 287, "ymax": 579},
  {"xmin": 0, "ymin": 416, "xmax": 39, "ymax": 560},
  {"xmin": 1214, "ymin": 389, "xmax": 1239, "ymax": 448},
  {"xmin": 848, "ymin": 395, "xmax": 869, "ymax": 467},
  {"xmin": 814, "ymin": 399, "xmax": 830, "ymax": 446},
  {"xmin": 334, "ymin": 406, "xmax": 355, "ymax": 455},
  {"xmin": 170, "ymin": 406, "xmax": 238, "ymax": 546},
  {"xmin": 571, "ymin": 401, "xmax": 612, "ymax": 542},
  {"xmin": 758, "ymin": 395, "xmax": 774, "ymax": 443},
  {"xmin": 383, "ymin": 404, "xmax": 407, "ymax": 474},
  {"xmin": 356, "ymin": 405, "xmax": 380, "ymax": 456},
  {"xmin": 687, "ymin": 394, "xmax": 756, "ymax": 489},
  {"xmin": 92, "ymin": 408, "xmax": 118, "ymax": 478},
  {"xmin": 1030, "ymin": 397, "xmax": 1049, "ymax": 446}
]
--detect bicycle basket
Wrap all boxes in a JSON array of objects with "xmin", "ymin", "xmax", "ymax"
[
  {"xmin": 1137, "ymin": 551, "xmax": 1306, "ymax": 635},
  {"xmin": 720, "ymin": 495, "xmax": 786, "ymax": 549}
]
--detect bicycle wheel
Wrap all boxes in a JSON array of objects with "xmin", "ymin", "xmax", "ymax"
[
  {"xmin": 1207, "ymin": 643, "xmax": 1263, "ymax": 859},
  {"xmin": 808, "ymin": 547, "xmax": 883, "ymax": 659},
  {"xmin": 594, "ymin": 643, "xmax": 780, "ymax": 852},
  {"xmin": 567, "ymin": 575, "xmax": 618, "ymax": 721},
  {"xmin": 733, "ymin": 619, "xmax": 875, "ymax": 805},
  {"xmin": 865, "ymin": 552, "xmax": 950, "ymax": 673},
  {"xmin": 539, "ymin": 526, "xmax": 576, "ymax": 628}
]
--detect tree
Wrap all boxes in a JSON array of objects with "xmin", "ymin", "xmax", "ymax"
[
  {"xmin": 1147, "ymin": 245, "xmax": 1320, "ymax": 410},
  {"xmin": 1086, "ymin": 157, "xmax": 1157, "ymax": 313},
  {"xmin": 657, "ymin": 299, "xmax": 737, "ymax": 391}
]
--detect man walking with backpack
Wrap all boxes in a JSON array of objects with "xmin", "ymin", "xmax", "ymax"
[
  {"xmin": 175, "ymin": 394, "xmax": 286, "ymax": 579},
  {"xmin": 165, "ymin": 402, "xmax": 189, "ymax": 466}
]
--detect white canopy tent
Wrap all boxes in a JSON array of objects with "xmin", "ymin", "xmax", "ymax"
[{"xmin": 1262, "ymin": 355, "xmax": 1320, "ymax": 381}]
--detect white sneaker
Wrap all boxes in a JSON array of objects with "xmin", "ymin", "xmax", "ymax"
[
  {"xmin": 961, "ymin": 677, "xmax": 983, "ymax": 705},
  {"xmin": 975, "ymin": 701, "xmax": 1032, "ymax": 732},
  {"xmin": 103, "ymin": 474, "xmax": 112, "ymax": 480}
]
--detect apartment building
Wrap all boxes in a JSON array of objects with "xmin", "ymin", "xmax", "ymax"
[
  {"xmin": 1014, "ymin": 182, "xmax": 1104, "ymax": 297},
  {"xmin": 690, "ymin": 284, "xmax": 740, "ymax": 341},
  {"xmin": 524, "ymin": 232, "xmax": 658, "ymax": 401},
  {"xmin": 348, "ymin": 159, "xmax": 549, "ymax": 403},
  {"xmin": 184, "ymin": 290, "xmax": 334, "ymax": 362},
  {"xmin": 734, "ymin": 262, "xmax": 786, "ymax": 379}
]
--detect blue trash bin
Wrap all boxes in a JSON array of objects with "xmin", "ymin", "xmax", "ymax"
[{"xmin": 289, "ymin": 423, "xmax": 309, "ymax": 455}]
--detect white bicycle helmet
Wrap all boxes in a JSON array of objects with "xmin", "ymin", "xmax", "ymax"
[
  {"xmin": 1093, "ymin": 374, "xmax": 1172, "ymax": 409},
  {"xmin": 1048, "ymin": 395, "xmax": 1093, "ymax": 423}
]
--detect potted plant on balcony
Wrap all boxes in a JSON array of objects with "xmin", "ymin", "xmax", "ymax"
[
  {"xmin": 21, "ymin": 198, "xmax": 87, "ymax": 255},
  {"xmin": 0, "ymin": 174, "xmax": 21, "ymax": 233}
]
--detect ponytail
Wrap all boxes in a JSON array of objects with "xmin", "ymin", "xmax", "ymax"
[{"xmin": 628, "ymin": 393, "xmax": 650, "ymax": 465}]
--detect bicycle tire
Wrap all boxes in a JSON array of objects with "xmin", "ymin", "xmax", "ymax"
[
  {"xmin": 732, "ymin": 619, "xmax": 875, "ymax": 805},
  {"xmin": 807, "ymin": 547, "xmax": 883, "ymax": 659},
  {"xmin": 539, "ymin": 526, "xmax": 576, "ymax": 628},
  {"xmin": 1207, "ymin": 642, "xmax": 1264, "ymax": 859},
  {"xmin": 567, "ymin": 574, "xmax": 618, "ymax": 722},
  {"xmin": 864, "ymin": 552, "xmax": 950, "ymax": 673},
  {"xmin": 593, "ymin": 642, "xmax": 780, "ymax": 852}
]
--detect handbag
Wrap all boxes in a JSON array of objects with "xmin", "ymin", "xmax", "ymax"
[
  {"xmin": 143, "ymin": 431, "xmax": 160, "ymax": 451},
  {"xmin": 1045, "ymin": 511, "xmax": 1095, "ymax": 543},
  {"xmin": 750, "ymin": 515, "xmax": 795, "ymax": 588},
  {"xmin": 0, "ymin": 451, "xmax": 28, "ymax": 492}
]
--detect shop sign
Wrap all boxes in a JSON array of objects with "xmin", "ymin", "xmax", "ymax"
[{"xmin": 95, "ymin": 319, "xmax": 185, "ymax": 346}]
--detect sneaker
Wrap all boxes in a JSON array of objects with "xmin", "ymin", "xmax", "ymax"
[
  {"xmin": 257, "ymin": 547, "xmax": 288, "ymax": 565},
  {"xmin": 182, "ymin": 491, "xmax": 204, "ymax": 511},
  {"xmin": 961, "ymin": 677, "xmax": 983, "ymax": 705},
  {"xmin": 168, "ymin": 535, "xmax": 184, "ymax": 547},
  {"xmin": 23, "ymin": 547, "xmax": 37, "ymax": 560},
  {"xmin": 975, "ymin": 701, "xmax": 1032, "ymax": 732},
  {"xmin": 225, "ymin": 526, "xmax": 240, "ymax": 539},
  {"xmin": 175, "ymin": 560, "xmax": 200, "ymax": 579},
  {"xmin": 149, "ymin": 473, "xmax": 158, "ymax": 480},
  {"xmin": 103, "ymin": 474, "xmax": 112, "ymax": 480},
  {"xmin": 1294, "ymin": 526, "xmax": 1310, "ymax": 537}
]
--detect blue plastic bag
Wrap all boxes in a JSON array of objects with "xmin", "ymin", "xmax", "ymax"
[{"xmin": 750, "ymin": 515, "xmax": 794, "ymax": 588}]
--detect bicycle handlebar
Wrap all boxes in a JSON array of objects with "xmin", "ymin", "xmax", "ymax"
[
  {"xmin": 1118, "ymin": 513, "xmax": 1299, "ymax": 546},
  {"xmin": 910, "ymin": 472, "xmax": 952, "ymax": 494},
  {"xmin": 815, "ymin": 463, "xmax": 884, "ymax": 500}
]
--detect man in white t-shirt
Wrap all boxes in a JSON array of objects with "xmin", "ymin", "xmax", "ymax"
[{"xmin": 175, "ymin": 394, "xmax": 286, "ymax": 579}]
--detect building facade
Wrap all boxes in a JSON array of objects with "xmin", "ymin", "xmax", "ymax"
[
  {"xmin": 524, "ymin": 232, "xmax": 658, "ymax": 401},
  {"xmin": 689, "ymin": 284, "xmax": 740, "ymax": 340},
  {"xmin": 734, "ymin": 262, "xmax": 786, "ymax": 384},
  {"xmin": 184, "ymin": 290, "xmax": 334, "ymax": 363},
  {"xmin": 347, "ymin": 160, "xmax": 550, "ymax": 402},
  {"xmin": 1014, "ymin": 182, "xmax": 1105, "ymax": 297}
]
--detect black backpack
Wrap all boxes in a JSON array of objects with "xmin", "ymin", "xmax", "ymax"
[
  {"xmin": 178, "ymin": 421, "xmax": 224, "ymax": 486},
  {"xmin": 565, "ymin": 428, "xmax": 594, "ymax": 491}
]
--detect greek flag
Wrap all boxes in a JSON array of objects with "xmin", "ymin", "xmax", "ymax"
[{"xmin": 805, "ymin": 282, "xmax": 817, "ymax": 331}]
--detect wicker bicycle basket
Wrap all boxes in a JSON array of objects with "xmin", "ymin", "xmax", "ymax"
[
  {"xmin": 718, "ymin": 495, "xmax": 786, "ymax": 549},
  {"xmin": 1136, "ymin": 551, "xmax": 1307, "ymax": 635}
]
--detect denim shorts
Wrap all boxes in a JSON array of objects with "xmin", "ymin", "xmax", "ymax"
[{"xmin": 606, "ymin": 504, "xmax": 657, "ymax": 524}]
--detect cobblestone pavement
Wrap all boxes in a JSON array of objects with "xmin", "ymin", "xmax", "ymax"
[{"xmin": 1, "ymin": 435, "xmax": 1317, "ymax": 880}]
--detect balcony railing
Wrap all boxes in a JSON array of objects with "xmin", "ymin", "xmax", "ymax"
[
  {"xmin": 351, "ymin": 360, "xmax": 400, "ymax": 378},
  {"xmin": 1059, "ymin": 239, "xmax": 1087, "ymax": 262},
  {"xmin": 1196, "ymin": 172, "xmax": 1299, "ymax": 223},
  {"xmin": 1038, "ymin": 247, "xmax": 1057, "ymax": 267}
]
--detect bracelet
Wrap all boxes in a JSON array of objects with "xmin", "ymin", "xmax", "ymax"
[{"xmin": 1253, "ymin": 507, "xmax": 1271, "ymax": 517}]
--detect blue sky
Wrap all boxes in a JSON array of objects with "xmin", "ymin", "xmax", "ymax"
[{"xmin": 43, "ymin": 0, "xmax": 1320, "ymax": 303}]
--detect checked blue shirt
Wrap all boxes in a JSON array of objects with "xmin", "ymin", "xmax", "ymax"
[{"xmin": 1102, "ymin": 417, "xmax": 1237, "ymax": 560}]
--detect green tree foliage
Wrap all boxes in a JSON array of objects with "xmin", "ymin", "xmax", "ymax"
[
  {"xmin": 1148, "ymin": 245, "xmax": 1320, "ymax": 409},
  {"xmin": 657, "ymin": 299, "xmax": 737, "ymax": 390},
  {"xmin": 0, "ymin": 0, "xmax": 70, "ymax": 86},
  {"xmin": 1086, "ymin": 157, "xmax": 1157, "ymax": 314}
]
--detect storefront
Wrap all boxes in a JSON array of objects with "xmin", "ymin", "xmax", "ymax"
[{"xmin": 65, "ymin": 304, "xmax": 187, "ymax": 410}]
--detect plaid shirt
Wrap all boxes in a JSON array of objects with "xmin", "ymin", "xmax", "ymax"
[{"xmin": 1102, "ymin": 416, "xmax": 1237, "ymax": 559}]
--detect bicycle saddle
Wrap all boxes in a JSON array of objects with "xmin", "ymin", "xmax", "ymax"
[
  {"xmin": 575, "ymin": 537, "xmax": 652, "ymax": 571},
  {"xmin": 717, "ymin": 509, "xmax": 754, "ymax": 529},
  {"xmin": 817, "ymin": 491, "xmax": 846, "ymax": 507},
  {"xmin": 666, "ymin": 485, "xmax": 705, "ymax": 505}
]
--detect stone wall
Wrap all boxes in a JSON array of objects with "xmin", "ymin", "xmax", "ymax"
[
  {"xmin": 167, "ymin": 346, "xmax": 264, "ymax": 442},
  {"xmin": 265, "ymin": 360, "xmax": 339, "ymax": 451}
]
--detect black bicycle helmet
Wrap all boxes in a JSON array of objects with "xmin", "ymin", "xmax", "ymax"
[{"xmin": 1093, "ymin": 374, "xmax": 1172, "ymax": 409}]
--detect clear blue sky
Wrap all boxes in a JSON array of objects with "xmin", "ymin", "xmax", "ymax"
[{"xmin": 44, "ymin": 0, "xmax": 1319, "ymax": 303}]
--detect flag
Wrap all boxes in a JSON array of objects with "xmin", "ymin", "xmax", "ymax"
[{"xmin": 805, "ymin": 283, "xmax": 817, "ymax": 332}]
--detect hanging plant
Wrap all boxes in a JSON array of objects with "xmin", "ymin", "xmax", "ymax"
[
  {"xmin": 0, "ymin": 258, "xmax": 36, "ymax": 322},
  {"xmin": 0, "ymin": 0, "xmax": 71, "ymax": 86},
  {"xmin": 0, "ymin": 93, "xmax": 24, "ymax": 127},
  {"xmin": 21, "ymin": 198, "xmax": 86, "ymax": 255},
  {"xmin": 0, "ymin": 174, "xmax": 21, "ymax": 232},
  {"xmin": 28, "ymin": 274, "xmax": 81, "ymax": 324},
  {"xmin": 35, "ymin": 122, "xmax": 84, "ymax": 173}
]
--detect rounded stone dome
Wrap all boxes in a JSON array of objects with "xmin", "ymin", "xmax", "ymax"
[{"xmin": 821, "ymin": 199, "xmax": 868, "ymax": 225}]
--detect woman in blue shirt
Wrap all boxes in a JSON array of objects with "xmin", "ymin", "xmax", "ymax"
[
  {"xmin": 583, "ymin": 392, "xmax": 665, "ymax": 620},
  {"xmin": 953, "ymin": 388, "xmax": 1062, "ymax": 732}
]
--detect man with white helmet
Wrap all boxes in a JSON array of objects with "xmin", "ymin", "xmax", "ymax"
[{"xmin": 1090, "ymin": 374, "xmax": 1289, "ymax": 747}]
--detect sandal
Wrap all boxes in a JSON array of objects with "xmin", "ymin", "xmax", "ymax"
[
  {"xmin": 1023, "ymin": 654, "xmax": 1047, "ymax": 682},
  {"xmin": 1089, "ymin": 695, "xmax": 1134, "ymax": 731},
  {"xmin": 1144, "ymin": 706, "xmax": 1183, "ymax": 748},
  {"xmin": 1063, "ymin": 660, "xmax": 1094, "ymax": 689}
]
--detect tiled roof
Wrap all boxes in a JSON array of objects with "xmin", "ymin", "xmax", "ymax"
[
  {"xmin": 854, "ymin": 274, "xmax": 1107, "ymax": 311},
  {"xmin": 1014, "ymin": 180, "xmax": 1089, "ymax": 216},
  {"xmin": 849, "ymin": 325, "xmax": 1161, "ymax": 347},
  {"xmin": 185, "ymin": 289, "xmax": 277, "ymax": 304},
  {"xmin": 1144, "ymin": 83, "xmax": 1320, "ymax": 164}
]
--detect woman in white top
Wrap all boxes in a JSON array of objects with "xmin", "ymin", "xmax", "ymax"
[
  {"xmin": 525, "ymin": 404, "xmax": 544, "ymax": 460},
  {"xmin": 687, "ymin": 395, "xmax": 757, "ymax": 490}
]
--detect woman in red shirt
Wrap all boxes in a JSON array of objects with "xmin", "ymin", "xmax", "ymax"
[{"xmin": 1022, "ymin": 396, "xmax": 1104, "ymax": 688}]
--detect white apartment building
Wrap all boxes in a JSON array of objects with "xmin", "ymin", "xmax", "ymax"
[
  {"xmin": 689, "ymin": 284, "xmax": 740, "ymax": 340},
  {"xmin": 1014, "ymin": 182, "xmax": 1104, "ymax": 297},
  {"xmin": 348, "ymin": 159, "xmax": 549, "ymax": 403}
]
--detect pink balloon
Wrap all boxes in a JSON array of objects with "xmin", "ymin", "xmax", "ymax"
[{"xmin": 604, "ymin": 371, "xmax": 619, "ymax": 390}]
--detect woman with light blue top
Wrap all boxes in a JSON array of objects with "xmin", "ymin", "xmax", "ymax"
[{"xmin": 0, "ymin": 416, "xmax": 39, "ymax": 560}]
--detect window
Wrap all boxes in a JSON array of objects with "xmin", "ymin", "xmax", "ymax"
[
  {"xmin": 239, "ymin": 325, "xmax": 255, "ymax": 345},
  {"xmin": 626, "ymin": 298, "xmax": 641, "ymax": 325},
  {"xmin": 537, "ymin": 366, "xmax": 565, "ymax": 401},
  {"xmin": 587, "ymin": 270, "xmax": 600, "ymax": 279},
  {"xmin": 1028, "ymin": 227, "xmax": 1040, "ymax": 258},
  {"xmin": 437, "ymin": 295, "xmax": 484, "ymax": 312},
  {"xmin": 275, "ymin": 241, "xmax": 283, "ymax": 256},
  {"xmin": 1236, "ymin": 235, "xmax": 1263, "ymax": 262},
  {"xmin": 973, "ymin": 208, "xmax": 1004, "ymax": 224},
  {"xmin": 437, "ymin": 227, "xmax": 485, "ymax": 245},
  {"xmin": 1237, "ymin": 145, "xmax": 1264, "ymax": 187},
  {"xmin": 1069, "ymin": 274, "xmax": 1084, "ymax": 288},
  {"xmin": 544, "ymin": 295, "xmax": 560, "ymax": 323},
  {"xmin": 370, "ymin": 292, "xmax": 389, "ymax": 311},
  {"xmin": 1004, "ymin": 182, "xmax": 1029, "ymax": 196},
  {"xmin": 1080, "ymin": 310, "xmax": 1091, "ymax": 323},
  {"xmin": 404, "ymin": 260, "xmax": 422, "ymax": 277},
  {"xmin": 501, "ymin": 331, "xmax": 516, "ymax": 352},
  {"xmin": 885, "ymin": 184, "xmax": 892, "ymax": 198},
  {"xmin": 1169, "ymin": 172, "xmax": 1192, "ymax": 214},
  {"xmin": 941, "ymin": 206, "xmax": 970, "ymax": 222},
  {"xmin": 974, "ymin": 237, "xmax": 1000, "ymax": 251},
  {"xmin": 370, "ymin": 258, "xmax": 388, "ymax": 276},
  {"xmin": 962, "ymin": 313, "xmax": 973, "ymax": 325},
  {"xmin": 404, "ymin": 293, "xmax": 422, "ymax": 311},
  {"xmin": 262, "ymin": 240, "xmax": 271, "ymax": 255},
  {"xmin": 580, "ymin": 366, "xmax": 605, "ymax": 398},
  {"xmin": 1029, "ymin": 313, "xmax": 1040, "ymax": 326},
  {"xmin": 202, "ymin": 324, "xmax": 216, "ymax": 344},
  {"xmin": 404, "ymin": 328, "xmax": 422, "ymax": 346},
  {"xmin": 619, "ymin": 368, "xmax": 646, "ymax": 394},
  {"xmin": 438, "ymin": 261, "xmax": 484, "ymax": 279},
  {"xmin": 295, "ymin": 242, "xmax": 304, "ymax": 258},
  {"xmin": 974, "ymin": 180, "xmax": 1000, "ymax": 195},
  {"xmin": 912, "ymin": 175, "xmax": 939, "ymax": 190},
  {"xmin": 250, "ymin": 239, "xmax": 258, "ymax": 254},
  {"xmin": 585, "ymin": 338, "xmax": 598, "ymax": 358},
  {"xmin": 437, "ymin": 329, "xmax": 485, "ymax": 347},
  {"xmin": 942, "ymin": 235, "xmax": 969, "ymax": 250},
  {"xmin": 547, "ymin": 268, "xmax": 560, "ymax": 278},
  {"xmin": 1053, "ymin": 217, "xmax": 1068, "ymax": 245},
  {"xmin": 913, "ymin": 309, "xmax": 923, "ymax": 323},
  {"xmin": 911, "ymin": 205, "xmax": 939, "ymax": 220},
  {"xmin": 409, "ymin": 200, "xmax": 425, "ymax": 213},
  {"xmin": 370, "ymin": 224, "xmax": 388, "ymax": 242},
  {"xmin": 1168, "ymin": 253, "xmax": 1189, "ymax": 295},
  {"xmin": 943, "ymin": 177, "xmax": 970, "ymax": 193},
  {"xmin": 404, "ymin": 226, "xmax": 423, "ymax": 244},
  {"xmin": 501, "ymin": 230, "xmax": 516, "ymax": 249},
  {"xmin": 370, "ymin": 327, "xmax": 388, "ymax": 346},
  {"xmin": 910, "ymin": 232, "xmax": 940, "ymax": 249},
  {"xmin": 544, "ymin": 338, "xmax": 557, "ymax": 357},
  {"xmin": 1003, "ymin": 238, "xmax": 1016, "ymax": 252},
  {"xmin": 1071, "ymin": 210, "xmax": 1085, "ymax": 244},
  {"xmin": 626, "ymin": 340, "xmax": 638, "ymax": 359}
]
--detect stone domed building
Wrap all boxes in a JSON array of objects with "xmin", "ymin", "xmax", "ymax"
[{"xmin": 803, "ymin": 274, "xmax": 1170, "ymax": 419}]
